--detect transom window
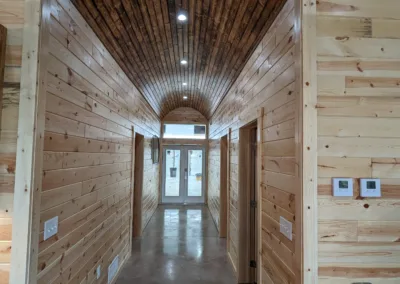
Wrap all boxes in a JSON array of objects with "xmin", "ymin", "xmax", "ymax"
[{"xmin": 163, "ymin": 124, "xmax": 206, "ymax": 139}]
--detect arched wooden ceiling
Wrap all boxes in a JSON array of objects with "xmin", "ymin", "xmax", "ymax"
[{"xmin": 71, "ymin": 0, "xmax": 286, "ymax": 118}]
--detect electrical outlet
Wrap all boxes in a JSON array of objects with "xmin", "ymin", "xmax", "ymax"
[
  {"xmin": 280, "ymin": 216, "xmax": 292, "ymax": 241},
  {"xmin": 108, "ymin": 255, "xmax": 119, "ymax": 284},
  {"xmin": 96, "ymin": 265, "xmax": 101, "ymax": 279},
  {"xmin": 360, "ymin": 178, "xmax": 381, "ymax": 197},
  {"xmin": 44, "ymin": 216, "xmax": 58, "ymax": 240}
]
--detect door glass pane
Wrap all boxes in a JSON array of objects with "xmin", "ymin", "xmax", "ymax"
[
  {"xmin": 187, "ymin": 150, "xmax": 203, "ymax": 197},
  {"xmin": 165, "ymin": 149, "xmax": 180, "ymax": 196}
]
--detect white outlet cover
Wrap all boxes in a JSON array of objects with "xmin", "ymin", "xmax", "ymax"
[
  {"xmin": 44, "ymin": 216, "xmax": 58, "ymax": 240},
  {"xmin": 96, "ymin": 265, "xmax": 101, "ymax": 279},
  {"xmin": 332, "ymin": 178, "xmax": 353, "ymax": 197},
  {"xmin": 108, "ymin": 255, "xmax": 119, "ymax": 284},
  {"xmin": 280, "ymin": 216, "xmax": 292, "ymax": 241},
  {"xmin": 360, "ymin": 178, "xmax": 381, "ymax": 197}
]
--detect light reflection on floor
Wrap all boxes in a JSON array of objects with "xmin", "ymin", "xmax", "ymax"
[{"xmin": 116, "ymin": 205, "xmax": 236, "ymax": 284}]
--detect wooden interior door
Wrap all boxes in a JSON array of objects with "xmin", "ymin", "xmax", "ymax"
[
  {"xmin": 133, "ymin": 133, "xmax": 144, "ymax": 237},
  {"xmin": 238, "ymin": 122, "xmax": 258, "ymax": 283},
  {"xmin": 220, "ymin": 135, "xmax": 228, "ymax": 238},
  {"xmin": 249, "ymin": 127, "xmax": 258, "ymax": 283}
]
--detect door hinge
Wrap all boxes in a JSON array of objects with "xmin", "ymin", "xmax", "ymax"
[
  {"xmin": 250, "ymin": 200, "xmax": 257, "ymax": 208},
  {"xmin": 250, "ymin": 260, "xmax": 257, "ymax": 268}
]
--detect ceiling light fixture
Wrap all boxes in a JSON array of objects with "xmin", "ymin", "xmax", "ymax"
[
  {"xmin": 183, "ymin": 96, "xmax": 188, "ymax": 100},
  {"xmin": 182, "ymin": 82, "xmax": 187, "ymax": 86},
  {"xmin": 177, "ymin": 12, "xmax": 187, "ymax": 22},
  {"xmin": 180, "ymin": 59, "xmax": 188, "ymax": 65}
]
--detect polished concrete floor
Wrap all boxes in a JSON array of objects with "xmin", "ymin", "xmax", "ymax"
[{"xmin": 116, "ymin": 205, "xmax": 236, "ymax": 284}]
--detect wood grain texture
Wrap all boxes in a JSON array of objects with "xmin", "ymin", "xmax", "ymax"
[
  {"xmin": 316, "ymin": 0, "xmax": 400, "ymax": 282},
  {"xmin": 208, "ymin": 138, "xmax": 222, "ymax": 230},
  {"xmin": 163, "ymin": 107, "xmax": 207, "ymax": 124},
  {"xmin": 0, "ymin": 1, "xmax": 23, "ymax": 283},
  {"xmin": 208, "ymin": 0, "xmax": 301, "ymax": 282},
  {"xmin": 69, "ymin": 0, "xmax": 287, "ymax": 119},
  {"xmin": 35, "ymin": 1, "xmax": 160, "ymax": 283}
]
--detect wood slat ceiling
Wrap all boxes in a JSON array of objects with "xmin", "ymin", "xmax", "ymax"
[{"xmin": 71, "ymin": 0, "xmax": 286, "ymax": 118}]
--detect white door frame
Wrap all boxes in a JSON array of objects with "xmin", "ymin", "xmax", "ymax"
[{"xmin": 162, "ymin": 145, "xmax": 206, "ymax": 204}]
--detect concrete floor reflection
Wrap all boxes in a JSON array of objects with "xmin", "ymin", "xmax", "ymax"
[{"xmin": 116, "ymin": 205, "xmax": 236, "ymax": 284}]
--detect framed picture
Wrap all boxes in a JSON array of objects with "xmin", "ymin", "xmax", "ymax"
[{"xmin": 151, "ymin": 135, "xmax": 160, "ymax": 164}]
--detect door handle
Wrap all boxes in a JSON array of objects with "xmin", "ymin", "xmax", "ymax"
[{"xmin": 184, "ymin": 168, "xmax": 188, "ymax": 180}]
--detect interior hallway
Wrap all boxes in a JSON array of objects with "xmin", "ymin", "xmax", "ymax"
[{"xmin": 116, "ymin": 205, "xmax": 236, "ymax": 284}]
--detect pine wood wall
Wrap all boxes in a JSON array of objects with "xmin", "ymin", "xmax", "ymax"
[
  {"xmin": 35, "ymin": 0, "xmax": 160, "ymax": 283},
  {"xmin": 163, "ymin": 107, "xmax": 207, "ymax": 124},
  {"xmin": 208, "ymin": 0, "xmax": 301, "ymax": 281},
  {"xmin": 316, "ymin": 1, "xmax": 400, "ymax": 283},
  {"xmin": 0, "ymin": 1, "xmax": 23, "ymax": 283},
  {"xmin": 208, "ymin": 138, "xmax": 221, "ymax": 229}
]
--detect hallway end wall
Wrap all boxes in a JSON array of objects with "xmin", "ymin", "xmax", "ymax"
[
  {"xmin": 208, "ymin": 0, "xmax": 301, "ymax": 282},
  {"xmin": 316, "ymin": 1, "xmax": 400, "ymax": 282},
  {"xmin": 34, "ymin": 0, "xmax": 160, "ymax": 283},
  {"xmin": 0, "ymin": 1, "xmax": 23, "ymax": 283}
]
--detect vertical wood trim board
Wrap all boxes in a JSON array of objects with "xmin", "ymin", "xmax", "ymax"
[
  {"xmin": 299, "ymin": 0, "xmax": 318, "ymax": 283},
  {"xmin": 208, "ymin": 0, "xmax": 302, "ymax": 282},
  {"xmin": 316, "ymin": 0, "xmax": 400, "ymax": 282},
  {"xmin": 0, "ymin": 1, "xmax": 24, "ymax": 282},
  {"xmin": 10, "ymin": 0, "xmax": 49, "ymax": 282}
]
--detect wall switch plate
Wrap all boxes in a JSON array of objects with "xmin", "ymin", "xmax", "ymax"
[
  {"xmin": 96, "ymin": 265, "xmax": 101, "ymax": 279},
  {"xmin": 360, "ymin": 178, "xmax": 381, "ymax": 197},
  {"xmin": 332, "ymin": 178, "xmax": 353, "ymax": 197},
  {"xmin": 44, "ymin": 216, "xmax": 58, "ymax": 240},
  {"xmin": 280, "ymin": 216, "xmax": 292, "ymax": 241},
  {"xmin": 108, "ymin": 255, "xmax": 119, "ymax": 284}
]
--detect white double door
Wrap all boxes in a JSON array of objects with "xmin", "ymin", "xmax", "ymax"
[{"xmin": 162, "ymin": 145, "xmax": 205, "ymax": 204}]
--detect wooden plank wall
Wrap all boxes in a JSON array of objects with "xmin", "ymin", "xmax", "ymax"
[
  {"xmin": 0, "ymin": 1, "xmax": 23, "ymax": 283},
  {"xmin": 35, "ymin": 0, "xmax": 160, "ymax": 283},
  {"xmin": 208, "ymin": 138, "xmax": 221, "ymax": 230},
  {"xmin": 163, "ymin": 107, "xmax": 207, "ymax": 124},
  {"xmin": 208, "ymin": 0, "xmax": 301, "ymax": 282},
  {"xmin": 316, "ymin": 1, "xmax": 400, "ymax": 283}
]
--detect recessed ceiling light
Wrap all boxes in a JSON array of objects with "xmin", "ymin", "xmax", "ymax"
[
  {"xmin": 183, "ymin": 96, "xmax": 188, "ymax": 100},
  {"xmin": 182, "ymin": 82, "xmax": 187, "ymax": 86},
  {"xmin": 177, "ymin": 13, "xmax": 187, "ymax": 22},
  {"xmin": 180, "ymin": 59, "xmax": 188, "ymax": 65}
]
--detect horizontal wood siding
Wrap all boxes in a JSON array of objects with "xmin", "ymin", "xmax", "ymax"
[
  {"xmin": 209, "ymin": 0, "xmax": 301, "ymax": 282},
  {"xmin": 37, "ymin": 1, "xmax": 160, "ymax": 283},
  {"xmin": 208, "ymin": 138, "xmax": 221, "ymax": 229},
  {"xmin": 0, "ymin": 1, "xmax": 23, "ymax": 283},
  {"xmin": 316, "ymin": 1, "xmax": 400, "ymax": 283},
  {"xmin": 163, "ymin": 107, "xmax": 207, "ymax": 124}
]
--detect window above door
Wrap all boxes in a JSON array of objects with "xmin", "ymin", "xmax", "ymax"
[{"xmin": 163, "ymin": 123, "xmax": 206, "ymax": 140}]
